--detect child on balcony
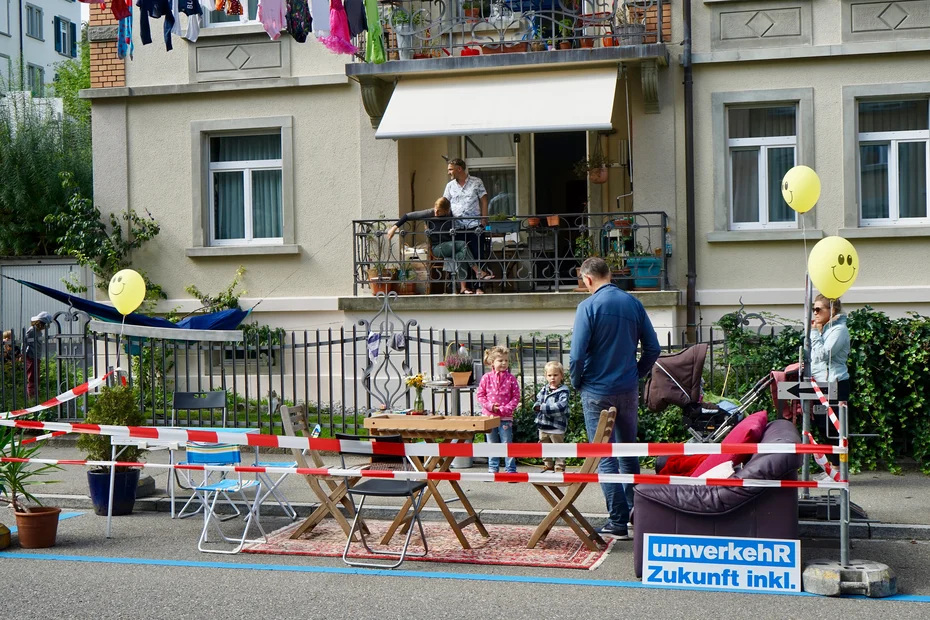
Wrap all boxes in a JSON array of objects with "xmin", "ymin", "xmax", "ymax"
[
  {"xmin": 476, "ymin": 345, "xmax": 521, "ymax": 474},
  {"xmin": 534, "ymin": 361, "xmax": 570, "ymax": 472}
]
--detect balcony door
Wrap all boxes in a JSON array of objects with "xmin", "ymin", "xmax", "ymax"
[
  {"xmin": 533, "ymin": 132, "xmax": 587, "ymax": 219},
  {"xmin": 463, "ymin": 134, "xmax": 517, "ymax": 217}
]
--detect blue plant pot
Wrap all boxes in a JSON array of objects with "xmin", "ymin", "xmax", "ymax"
[
  {"xmin": 87, "ymin": 468, "xmax": 140, "ymax": 516},
  {"xmin": 626, "ymin": 256, "xmax": 662, "ymax": 288}
]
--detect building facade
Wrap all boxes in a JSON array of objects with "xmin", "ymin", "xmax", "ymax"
[
  {"xmin": 0, "ymin": 0, "xmax": 81, "ymax": 93},
  {"xmin": 82, "ymin": 0, "xmax": 930, "ymax": 341}
]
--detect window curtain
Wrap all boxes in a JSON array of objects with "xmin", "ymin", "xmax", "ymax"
[
  {"xmin": 767, "ymin": 147, "xmax": 795, "ymax": 222},
  {"xmin": 731, "ymin": 150, "xmax": 759, "ymax": 223},
  {"xmin": 214, "ymin": 171, "xmax": 245, "ymax": 240},
  {"xmin": 211, "ymin": 133, "xmax": 282, "ymax": 241},
  {"xmin": 473, "ymin": 168, "xmax": 516, "ymax": 216},
  {"xmin": 729, "ymin": 106, "xmax": 796, "ymax": 138},
  {"xmin": 252, "ymin": 170, "xmax": 283, "ymax": 237},
  {"xmin": 210, "ymin": 134, "xmax": 281, "ymax": 162},
  {"xmin": 859, "ymin": 100, "xmax": 929, "ymax": 133},
  {"xmin": 859, "ymin": 144, "xmax": 889, "ymax": 219},
  {"xmin": 898, "ymin": 142, "xmax": 927, "ymax": 218}
]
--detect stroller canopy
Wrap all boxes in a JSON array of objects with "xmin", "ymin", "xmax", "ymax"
[{"xmin": 644, "ymin": 343, "xmax": 708, "ymax": 412}]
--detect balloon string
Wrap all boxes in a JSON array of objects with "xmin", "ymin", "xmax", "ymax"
[{"xmin": 116, "ymin": 314, "xmax": 126, "ymax": 372}]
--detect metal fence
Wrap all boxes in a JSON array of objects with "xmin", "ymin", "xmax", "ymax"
[
  {"xmin": 353, "ymin": 211, "xmax": 671, "ymax": 295},
  {"xmin": 1, "ymin": 306, "xmax": 796, "ymax": 435}
]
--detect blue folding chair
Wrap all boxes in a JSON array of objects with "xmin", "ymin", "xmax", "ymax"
[{"xmin": 190, "ymin": 444, "xmax": 267, "ymax": 554}]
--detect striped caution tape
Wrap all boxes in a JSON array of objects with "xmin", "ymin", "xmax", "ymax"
[
  {"xmin": 803, "ymin": 430, "xmax": 843, "ymax": 483},
  {"xmin": 0, "ymin": 369, "xmax": 118, "ymax": 420},
  {"xmin": 17, "ymin": 431, "xmax": 68, "ymax": 446},
  {"xmin": 0, "ymin": 417, "xmax": 847, "ymax": 458},
  {"xmin": 809, "ymin": 379, "xmax": 846, "ymax": 446},
  {"xmin": 0, "ymin": 456, "xmax": 850, "ymax": 490}
]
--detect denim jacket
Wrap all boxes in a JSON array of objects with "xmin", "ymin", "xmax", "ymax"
[
  {"xmin": 810, "ymin": 314, "xmax": 850, "ymax": 383},
  {"xmin": 534, "ymin": 384, "xmax": 570, "ymax": 433}
]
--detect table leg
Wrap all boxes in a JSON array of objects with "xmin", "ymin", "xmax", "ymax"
[{"xmin": 106, "ymin": 444, "xmax": 117, "ymax": 538}]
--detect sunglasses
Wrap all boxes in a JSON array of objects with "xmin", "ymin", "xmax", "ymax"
[{"xmin": 812, "ymin": 307, "xmax": 825, "ymax": 313}]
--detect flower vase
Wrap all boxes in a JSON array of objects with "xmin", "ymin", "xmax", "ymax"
[{"xmin": 412, "ymin": 391, "xmax": 425, "ymax": 414}]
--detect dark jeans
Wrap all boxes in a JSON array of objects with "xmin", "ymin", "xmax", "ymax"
[
  {"xmin": 457, "ymin": 227, "xmax": 485, "ymax": 289},
  {"xmin": 580, "ymin": 389, "xmax": 640, "ymax": 528}
]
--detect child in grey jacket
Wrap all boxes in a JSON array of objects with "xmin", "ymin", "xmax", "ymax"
[{"xmin": 534, "ymin": 361, "xmax": 570, "ymax": 472}]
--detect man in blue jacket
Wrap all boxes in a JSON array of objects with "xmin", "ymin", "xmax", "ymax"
[{"xmin": 570, "ymin": 257, "xmax": 660, "ymax": 540}]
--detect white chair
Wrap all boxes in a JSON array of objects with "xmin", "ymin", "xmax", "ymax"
[{"xmin": 191, "ymin": 444, "xmax": 267, "ymax": 554}]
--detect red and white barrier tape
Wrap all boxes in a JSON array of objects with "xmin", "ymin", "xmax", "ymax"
[
  {"xmin": 0, "ymin": 417, "xmax": 847, "ymax": 458},
  {"xmin": 0, "ymin": 369, "xmax": 117, "ymax": 420},
  {"xmin": 0, "ymin": 456, "xmax": 849, "ymax": 489},
  {"xmin": 809, "ymin": 380, "xmax": 846, "ymax": 446},
  {"xmin": 803, "ymin": 430, "xmax": 843, "ymax": 483},
  {"xmin": 17, "ymin": 431, "xmax": 68, "ymax": 446}
]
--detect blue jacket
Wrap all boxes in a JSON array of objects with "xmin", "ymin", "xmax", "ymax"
[
  {"xmin": 569, "ymin": 284, "xmax": 661, "ymax": 395},
  {"xmin": 534, "ymin": 384, "xmax": 570, "ymax": 433},
  {"xmin": 810, "ymin": 314, "xmax": 850, "ymax": 383}
]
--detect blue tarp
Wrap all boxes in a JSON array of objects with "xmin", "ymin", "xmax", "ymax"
[{"xmin": 11, "ymin": 278, "xmax": 250, "ymax": 332}]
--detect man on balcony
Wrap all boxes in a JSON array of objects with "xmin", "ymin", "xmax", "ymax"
[{"xmin": 444, "ymin": 158, "xmax": 492, "ymax": 294}]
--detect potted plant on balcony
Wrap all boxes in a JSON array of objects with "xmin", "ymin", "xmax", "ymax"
[
  {"xmin": 397, "ymin": 261, "xmax": 418, "ymax": 295},
  {"xmin": 557, "ymin": 18, "xmax": 575, "ymax": 49},
  {"xmin": 0, "ymin": 426, "xmax": 63, "ymax": 548},
  {"xmin": 573, "ymin": 137, "xmax": 611, "ymax": 184},
  {"xmin": 488, "ymin": 213, "xmax": 520, "ymax": 233},
  {"xmin": 626, "ymin": 243, "xmax": 662, "ymax": 289},
  {"xmin": 366, "ymin": 218, "xmax": 398, "ymax": 295},
  {"xmin": 390, "ymin": 9, "xmax": 424, "ymax": 60},
  {"xmin": 78, "ymin": 384, "xmax": 146, "ymax": 517},
  {"xmin": 606, "ymin": 249, "xmax": 632, "ymax": 290},
  {"xmin": 462, "ymin": 0, "xmax": 480, "ymax": 22},
  {"xmin": 530, "ymin": 28, "xmax": 547, "ymax": 52},
  {"xmin": 444, "ymin": 351, "xmax": 473, "ymax": 387},
  {"xmin": 615, "ymin": 4, "xmax": 646, "ymax": 46},
  {"xmin": 573, "ymin": 232, "xmax": 599, "ymax": 291}
]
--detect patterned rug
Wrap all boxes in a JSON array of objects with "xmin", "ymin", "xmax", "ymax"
[{"xmin": 243, "ymin": 519, "xmax": 614, "ymax": 570}]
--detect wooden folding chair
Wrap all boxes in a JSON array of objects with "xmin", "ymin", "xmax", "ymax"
[
  {"xmin": 528, "ymin": 407, "xmax": 617, "ymax": 551},
  {"xmin": 280, "ymin": 405, "xmax": 366, "ymax": 540}
]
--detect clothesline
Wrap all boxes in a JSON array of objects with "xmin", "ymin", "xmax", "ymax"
[{"xmin": 82, "ymin": 0, "xmax": 384, "ymax": 63}]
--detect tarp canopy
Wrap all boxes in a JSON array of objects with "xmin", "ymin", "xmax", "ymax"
[
  {"xmin": 9, "ymin": 278, "xmax": 250, "ymax": 331},
  {"xmin": 375, "ymin": 67, "xmax": 619, "ymax": 139}
]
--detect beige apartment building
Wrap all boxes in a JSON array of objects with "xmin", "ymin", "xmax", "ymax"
[{"xmin": 82, "ymin": 0, "xmax": 930, "ymax": 341}]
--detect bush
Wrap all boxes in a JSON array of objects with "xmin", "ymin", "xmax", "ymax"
[{"xmin": 77, "ymin": 385, "xmax": 146, "ymax": 471}]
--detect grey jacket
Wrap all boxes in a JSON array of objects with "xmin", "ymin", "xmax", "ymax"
[
  {"xmin": 534, "ymin": 384, "xmax": 570, "ymax": 433},
  {"xmin": 810, "ymin": 314, "xmax": 850, "ymax": 383}
]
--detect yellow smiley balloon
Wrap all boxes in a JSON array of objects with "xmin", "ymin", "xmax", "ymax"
[
  {"xmin": 808, "ymin": 236, "xmax": 859, "ymax": 299},
  {"xmin": 781, "ymin": 165, "xmax": 821, "ymax": 214},
  {"xmin": 108, "ymin": 269, "xmax": 147, "ymax": 315}
]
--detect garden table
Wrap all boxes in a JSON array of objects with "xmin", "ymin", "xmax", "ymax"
[{"xmin": 362, "ymin": 414, "xmax": 499, "ymax": 549}]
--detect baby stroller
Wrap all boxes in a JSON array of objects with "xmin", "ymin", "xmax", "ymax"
[{"xmin": 644, "ymin": 344, "xmax": 769, "ymax": 443}]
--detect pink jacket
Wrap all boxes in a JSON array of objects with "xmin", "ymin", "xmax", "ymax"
[{"xmin": 476, "ymin": 370, "xmax": 521, "ymax": 419}]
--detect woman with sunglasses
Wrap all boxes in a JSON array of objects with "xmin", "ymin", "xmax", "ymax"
[{"xmin": 810, "ymin": 294, "xmax": 850, "ymax": 470}]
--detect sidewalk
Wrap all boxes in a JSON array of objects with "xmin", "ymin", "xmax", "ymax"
[{"xmin": 27, "ymin": 444, "xmax": 930, "ymax": 541}]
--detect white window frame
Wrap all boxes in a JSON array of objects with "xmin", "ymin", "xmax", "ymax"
[
  {"xmin": 55, "ymin": 16, "xmax": 72, "ymax": 57},
  {"xmin": 25, "ymin": 3, "xmax": 42, "ymax": 40},
  {"xmin": 26, "ymin": 63, "xmax": 44, "ymax": 95},
  {"xmin": 726, "ymin": 110, "xmax": 798, "ymax": 231},
  {"xmin": 203, "ymin": 0, "xmax": 259, "ymax": 28},
  {"xmin": 0, "ymin": 0, "xmax": 11, "ymax": 37},
  {"xmin": 462, "ymin": 136, "xmax": 519, "ymax": 216},
  {"xmin": 207, "ymin": 132, "xmax": 284, "ymax": 247},
  {"xmin": 857, "ymin": 110, "xmax": 930, "ymax": 227}
]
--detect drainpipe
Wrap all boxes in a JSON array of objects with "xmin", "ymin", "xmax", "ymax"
[
  {"xmin": 18, "ymin": 0, "xmax": 25, "ymax": 87},
  {"xmin": 683, "ymin": 0, "xmax": 697, "ymax": 343}
]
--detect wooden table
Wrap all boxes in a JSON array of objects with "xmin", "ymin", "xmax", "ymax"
[{"xmin": 363, "ymin": 414, "xmax": 499, "ymax": 549}]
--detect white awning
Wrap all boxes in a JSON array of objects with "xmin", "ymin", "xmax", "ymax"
[{"xmin": 375, "ymin": 67, "xmax": 619, "ymax": 139}]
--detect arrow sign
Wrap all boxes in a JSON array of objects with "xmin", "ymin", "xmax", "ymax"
[{"xmin": 777, "ymin": 381, "xmax": 835, "ymax": 401}]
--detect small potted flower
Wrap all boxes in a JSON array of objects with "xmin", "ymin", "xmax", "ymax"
[
  {"xmin": 443, "ymin": 352, "xmax": 473, "ymax": 386},
  {"xmin": 405, "ymin": 372, "xmax": 427, "ymax": 414}
]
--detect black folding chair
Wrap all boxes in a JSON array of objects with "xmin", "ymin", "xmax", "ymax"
[{"xmin": 335, "ymin": 433, "xmax": 429, "ymax": 569}]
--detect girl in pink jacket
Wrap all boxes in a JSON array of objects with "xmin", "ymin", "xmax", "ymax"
[{"xmin": 476, "ymin": 345, "xmax": 521, "ymax": 473}]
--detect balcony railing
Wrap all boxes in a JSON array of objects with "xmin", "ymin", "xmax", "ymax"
[
  {"xmin": 352, "ymin": 211, "xmax": 671, "ymax": 295},
  {"xmin": 372, "ymin": 0, "xmax": 667, "ymax": 61}
]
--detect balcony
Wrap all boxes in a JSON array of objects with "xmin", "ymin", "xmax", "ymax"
[{"xmin": 352, "ymin": 211, "xmax": 671, "ymax": 296}]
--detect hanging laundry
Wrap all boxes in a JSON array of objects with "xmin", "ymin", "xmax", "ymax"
[
  {"xmin": 367, "ymin": 332, "xmax": 381, "ymax": 362},
  {"xmin": 309, "ymin": 0, "xmax": 330, "ymax": 34},
  {"xmin": 257, "ymin": 0, "xmax": 286, "ymax": 40},
  {"xmin": 172, "ymin": 0, "xmax": 203, "ymax": 42},
  {"xmin": 117, "ymin": 14, "xmax": 134, "ymax": 60},
  {"xmin": 344, "ymin": 0, "xmax": 366, "ymax": 37},
  {"xmin": 226, "ymin": 0, "xmax": 243, "ymax": 15},
  {"xmin": 137, "ymin": 0, "xmax": 176, "ymax": 51},
  {"xmin": 111, "ymin": 0, "xmax": 133, "ymax": 20},
  {"xmin": 284, "ymin": 0, "xmax": 313, "ymax": 43},
  {"xmin": 319, "ymin": 0, "xmax": 356, "ymax": 54},
  {"xmin": 362, "ymin": 0, "xmax": 384, "ymax": 64}
]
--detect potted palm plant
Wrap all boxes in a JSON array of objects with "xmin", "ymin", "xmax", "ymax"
[
  {"xmin": 0, "ymin": 426, "xmax": 63, "ymax": 548},
  {"xmin": 77, "ymin": 384, "xmax": 146, "ymax": 516}
]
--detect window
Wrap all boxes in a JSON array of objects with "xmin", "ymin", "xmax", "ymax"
[
  {"xmin": 205, "ymin": 0, "xmax": 258, "ymax": 26},
  {"xmin": 1, "ymin": 0, "xmax": 11, "ymax": 36},
  {"xmin": 727, "ymin": 106, "xmax": 797, "ymax": 230},
  {"xmin": 209, "ymin": 132, "xmax": 284, "ymax": 246},
  {"xmin": 463, "ymin": 133, "xmax": 517, "ymax": 217},
  {"xmin": 857, "ymin": 99, "xmax": 929, "ymax": 226},
  {"xmin": 25, "ymin": 4, "xmax": 42, "ymax": 40},
  {"xmin": 26, "ymin": 63, "xmax": 44, "ymax": 96},
  {"xmin": 54, "ymin": 17, "xmax": 76, "ymax": 58}
]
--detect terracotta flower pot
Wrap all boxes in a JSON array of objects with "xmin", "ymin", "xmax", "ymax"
[
  {"xmin": 547, "ymin": 215, "xmax": 560, "ymax": 227},
  {"xmin": 449, "ymin": 371, "xmax": 472, "ymax": 387},
  {"xmin": 526, "ymin": 217, "xmax": 540, "ymax": 228},
  {"xmin": 399, "ymin": 281, "xmax": 418, "ymax": 295},
  {"xmin": 589, "ymin": 166, "xmax": 609, "ymax": 184},
  {"xmin": 558, "ymin": 41, "xmax": 572, "ymax": 50},
  {"xmin": 580, "ymin": 37, "xmax": 595, "ymax": 48},
  {"xmin": 14, "ymin": 506, "xmax": 61, "ymax": 549}
]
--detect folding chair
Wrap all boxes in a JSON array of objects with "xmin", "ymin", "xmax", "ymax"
[
  {"xmin": 280, "ymin": 405, "xmax": 366, "ymax": 539},
  {"xmin": 191, "ymin": 444, "xmax": 267, "ymax": 554},
  {"xmin": 336, "ymin": 433, "xmax": 429, "ymax": 569},
  {"xmin": 528, "ymin": 407, "xmax": 617, "ymax": 551}
]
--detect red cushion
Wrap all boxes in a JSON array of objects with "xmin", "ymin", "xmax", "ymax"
[
  {"xmin": 658, "ymin": 454, "xmax": 708, "ymax": 476},
  {"xmin": 690, "ymin": 411, "xmax": 769, "ymax": 477}
]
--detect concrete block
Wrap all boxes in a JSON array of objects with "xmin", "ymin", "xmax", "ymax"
[{"xmin": 803, "ymin": 559, "xmax": 897, "ymax": 597}]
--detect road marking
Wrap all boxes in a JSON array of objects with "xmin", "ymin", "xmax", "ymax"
[
  {"xmin": 2, "ymin": 551, "xmax": 930, "ymax": 602},
  {"xmin": 8, "ymin": 511, "xmax": 83, "ymax": 534}
]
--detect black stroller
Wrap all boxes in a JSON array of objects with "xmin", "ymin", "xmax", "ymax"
[{"xmin": 643, "ymin": 344, "xmax": 775, "ymax": 443}]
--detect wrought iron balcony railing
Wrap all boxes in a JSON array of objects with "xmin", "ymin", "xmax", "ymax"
[
  {"xmin": 372, "ymin": 0, "xmax": 667, "ymax": 61},
  {"xmin": 352, "ymin": 211, "xmax": 671, "ymax": 295}
]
